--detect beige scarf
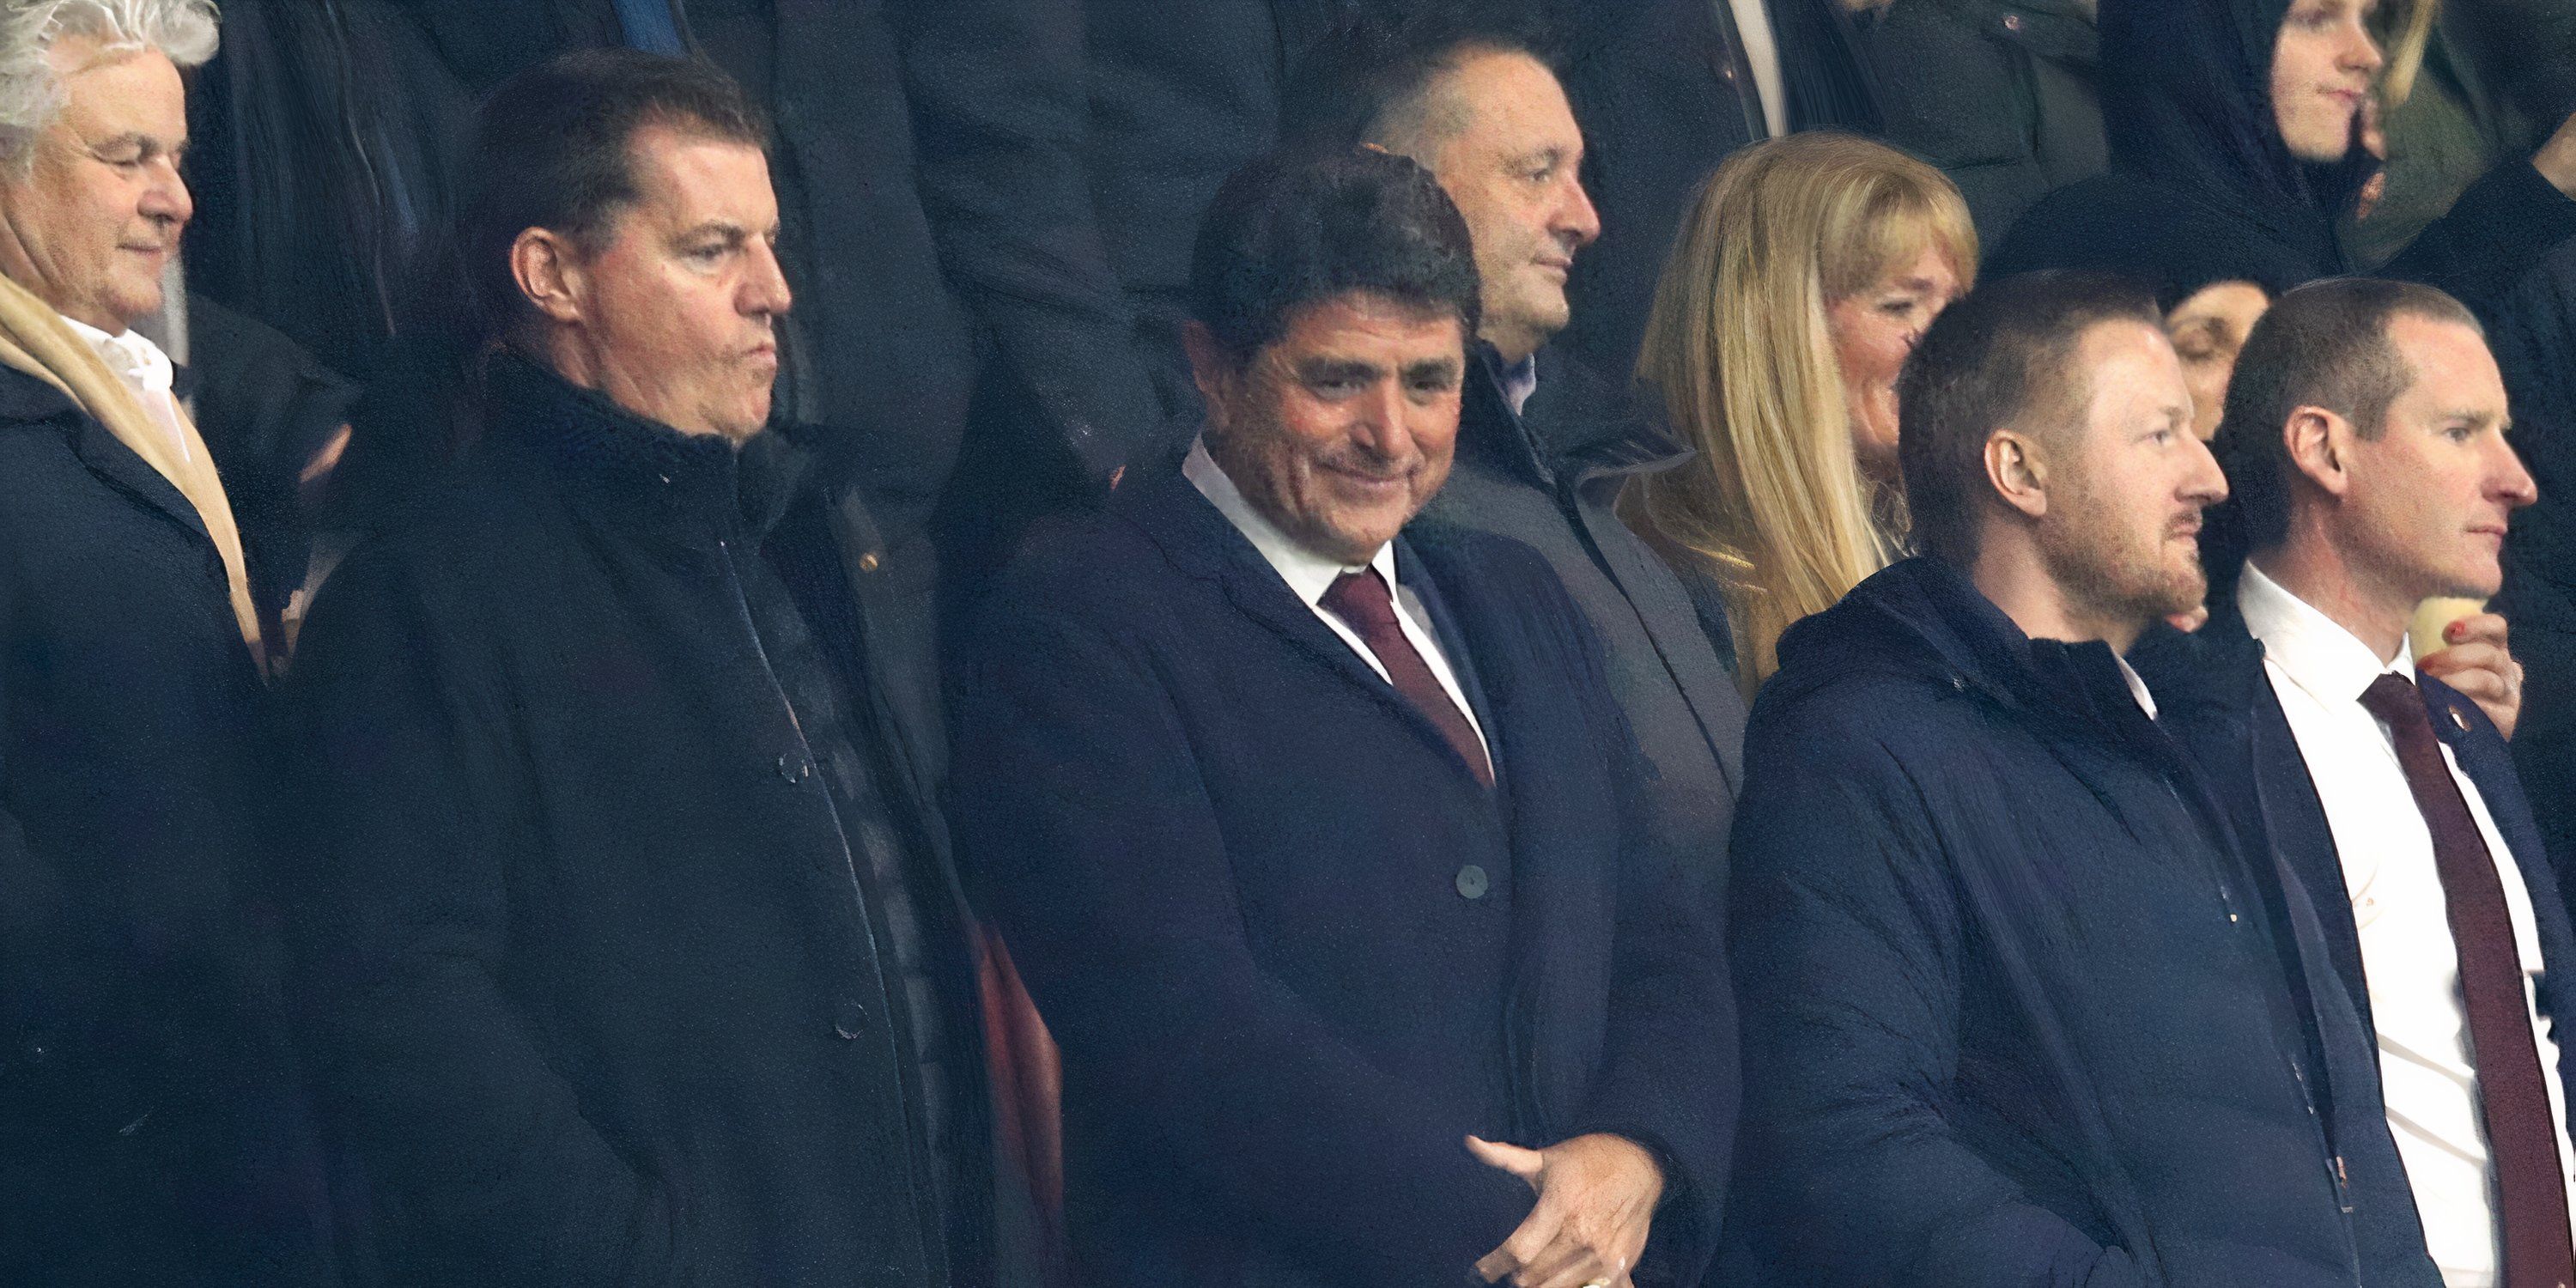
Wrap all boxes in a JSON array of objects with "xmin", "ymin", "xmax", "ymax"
[{"xmin": 0, "ymin": 270, "xmax": 264, "ymax": 669}]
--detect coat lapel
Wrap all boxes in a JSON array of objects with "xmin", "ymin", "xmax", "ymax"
[
  {"xmin": 2421, "ymin": 671, "xmax": 2576, "ymax": 1139},
  {"xmin": 68, "ymin": 400, "xmax": 214, "ymax": 548},
  {"xmin": 0, "ymin": 369, "xmax": 211, "ymax": 548},
  {"xmin": 1122, "ymin": 471, "xmax": 1496, "ymax": 788}
]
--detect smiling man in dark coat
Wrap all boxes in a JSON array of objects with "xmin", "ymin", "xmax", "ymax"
[
  {"xmin": 281, "ymin": 52, "xmax": 981, "ymax": 1286},
  {"xmin": 949, "ymin": 149, "xmax": 1733, "ymax": 1288},
  {"xmin": 1279, "ymin": 12, "xmax": 1748, "ymax": 976},
  {"xmin": 1728, "ymin": 271, "xmax": 2439, "ymax": 1287}
]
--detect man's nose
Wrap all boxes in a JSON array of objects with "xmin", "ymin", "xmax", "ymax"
[
  {"xmin": 141, "ymin": 158, "xmax": 191, "ymax": 228},
  {"xmin": 1555, "ymin": 172, "xmax": 1601, "ymax": 248},
  {"xmin": 2183, "ymin": 432, "xmax": 2231, "ymax": 503},
  {"xmin": 744, "ymin": 236, "xmax": 793, "ymax": 316},
  {"xmin": 2344, "ymin": 27, "xmax": 2385, "ymax": 76},
  {"xmin": 1350, "ymin": 380, "xmax": 1409, "ymax": 456},
  {"xmin": 2492, "ymin": 437, "xmax": 2539, "ymax": 508}
]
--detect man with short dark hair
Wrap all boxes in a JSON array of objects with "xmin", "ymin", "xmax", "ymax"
[
  {"xmin": 2145, "ymin": 278, "xmax": 2575, "ymax": 1288},
  {"xmin": 283, "ymin": 51, "xmax": 982, "ymax": 1286},
  {"xmin": 1728, "ymin": 270, "xmax": 2441, "ymax": 1286},
  {"xmin": 1280, "ymin": 15, "xmax": 1751, "ymax": 978},
  {"xmin": 949, "ymin": 149, "xmax": 1733, "ymax": 1288}
]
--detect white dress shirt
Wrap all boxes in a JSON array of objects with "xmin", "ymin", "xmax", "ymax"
[
  {"xmin": 60, "ymin": 313, "xmax": 192, "ymax": 465},
  {"xmin": 1725, "ymin": 0, "xmax": 1789, "ymax": 137},
  {"xmin": 1184, "ymin": 439, "xmax": 1489, "ymax": 759},
  {"xmin": 2239, "ymin": 562, "xmax": 2576, "ymax": 1287}
]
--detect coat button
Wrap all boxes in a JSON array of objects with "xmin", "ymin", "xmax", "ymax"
[
  {"xmin": 778, "ymin": 753, "xmax": 811, "ymax": 783},
  {"xmin": 834, "ymin": 999, "xmax": 869, "ymax": 1040},
  {"xmin": 2003, "ymin": 13, "xmax": 2023, "ymax": 31},
  {"xmin": 856, "ymin": 551, "xmax": 881, "ymax": 574},
  {"xmin": 1456, "ymin": 865, "xmax": 1490, "ymax": 900}
]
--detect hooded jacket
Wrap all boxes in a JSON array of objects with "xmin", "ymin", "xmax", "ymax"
[
  {"xmin": 1989, "ymin": 0, "xmax": 2576, "ymax": 316},
  {"xmin": 1727, "ymin": 556, "xmax": 2439, "ymax": 1287}
]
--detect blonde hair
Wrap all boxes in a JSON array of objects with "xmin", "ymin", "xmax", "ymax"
[
  {"xmin": 2377, "ymin": 0, "xmax": 2439, "ymax": 107},
  {"xmin": 1622, "ymin": 131, "xmax": 1975, "ymax": 695}
]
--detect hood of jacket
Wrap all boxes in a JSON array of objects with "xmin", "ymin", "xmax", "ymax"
[{"xmin": 2097, "ymin": 0, "xmax": 2373, "ymax": 275}]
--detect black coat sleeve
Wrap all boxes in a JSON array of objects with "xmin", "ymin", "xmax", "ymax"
[
  {"xmin": 947, "ymin": 612, "xmax": 1536, "ymax": 1285},
  {"xmin": 1728, "ymin": 697, "xmax": 2148, "ymax": 1287},
  {"xmin": 893, "ymin": 0, "xmax": 1171, "ymax": 488},
  {"xmin": 281, "ymin": 547, "xmax": 683, "ymax": 1287},
  {"xmin": 2380, "ymin": 157, "xmax": 2576, "ymax": 319}
]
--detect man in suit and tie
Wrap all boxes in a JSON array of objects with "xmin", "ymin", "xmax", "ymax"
[
  {"xmin": 1279, "ymin": 13, "xmax": 1750, "ymax": 930},
  {"xmin": 947, "ymin": 149, "xmax": 1733, "ymax": 1288},
  {"xmin": 2143, "ymin": 277, "xmax": 2576, "ymax": 1288}
]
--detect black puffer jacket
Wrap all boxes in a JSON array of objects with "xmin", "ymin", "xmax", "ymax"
[{"xmin": 1727, "ymin": 556, "xmax": 2439, "ymax": 1287}]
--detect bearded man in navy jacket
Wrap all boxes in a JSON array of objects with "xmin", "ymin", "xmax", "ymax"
[{"xmin": 946, "ymin": 149, "xmax": 1733, "ymax": 1288}]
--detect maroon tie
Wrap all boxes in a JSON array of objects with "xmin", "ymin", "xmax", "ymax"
[
  {"xmin": 1319, "ymin": 568, "xmax": 1493, "ymax": 787},
  {"xmin": 2361, "ymin": 672, "xmax": 2576, "ymax": 1288}
]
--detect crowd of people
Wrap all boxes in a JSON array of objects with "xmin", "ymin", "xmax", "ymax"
[{"xmin": 7, "ymin": 0, "xmax": 2576, "ymax": 1285}]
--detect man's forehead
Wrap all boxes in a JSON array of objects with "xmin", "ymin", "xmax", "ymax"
[
  {"xmin": 623, "ymin": 125, "xmax": 777, "ymax": 225},
  {"xmin": 53, "ymin": 43, "xmax": 185, "ymax": 138},
  {"xmin": 1437, "ymin": 50, "xmax": 1579, "ymax": 149},
  {"xmin": 1271, "ymin": 294, "xmax": 1465, "ymax": 357}
]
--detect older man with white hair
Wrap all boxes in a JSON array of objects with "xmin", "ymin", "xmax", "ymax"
[{"xmin": 0, "ymin": 3, "xmax": 331, "ymax": 1283}]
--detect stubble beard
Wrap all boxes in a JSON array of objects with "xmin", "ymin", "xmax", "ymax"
[{"xmin": 2043, "ymin": 507, "xmax": 2209, "ymax": 634}]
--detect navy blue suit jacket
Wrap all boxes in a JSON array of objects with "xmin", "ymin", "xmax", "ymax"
[
  {"xmin": 2142, "ymin": 607, "xmax": 2576, "ymax": 1155},
  {"xmin": 946, "ymin": 471, "xmax": 1734, "ymax": 1286}
]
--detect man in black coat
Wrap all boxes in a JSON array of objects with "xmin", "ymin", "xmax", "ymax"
[
  {"xmin": 2144, "ymin": 279, "xmax": 2576, "ymax": 1284},
  {"xmin": 1280, "ymin": 14, "xmax": 1747, "ymax": 940},
  {"xmin": 283, "ymin": 52, "xmax": 981, "ymax": 1285},
  {"xmin": 1728, "ymin": 271, "xmax": 2439, "ymax": 1285},
  {"xmin": 949, "ymin": 150, "xmax": 1734, "ymax": 1288},
  {"xmin": 0, "ymin": 6, "xmax": 332, "ymax": 1283}
]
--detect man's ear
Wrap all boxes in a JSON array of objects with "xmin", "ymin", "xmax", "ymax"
[
  {"xmin": 2282, "ymin": 405, "xmax": 2355, "ymax": 499},
  {"xmin": 1181, "ymin": 320, "xmax": 1242, "ymax": 421},
  {"xmin": 1984, "ymin": 429, "xmax": 2050, "ymax": 521},
  {"xmin": 511, "ymin": 227, "xmax": 586, "ymax": 325}
]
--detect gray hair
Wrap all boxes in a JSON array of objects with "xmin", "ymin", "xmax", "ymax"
[{"xmin": 0, "ymin": 0, "xmax": 218, "ymax": 176}]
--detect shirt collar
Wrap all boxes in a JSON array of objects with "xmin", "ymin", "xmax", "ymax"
[
  {"xmin": 1499, "ymin": 353, "xmax": 1539, "ymax": 418},
  {"xmin": 2237, "ymin": 560, "xmax": 2415, "ymax": 707},
  {"xmin": 57, "ymin": 313, "xmax": 174, "ymax": 396},
  {"xmin": 2114, "ymin": 653, "xmax": 2160, "ymax": 719},
  {"xmin": 1183, "ymin": 436, "xmax": 1398, "ymax": 607}
]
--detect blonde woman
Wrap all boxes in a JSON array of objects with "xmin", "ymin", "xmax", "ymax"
[{"xmin": 1623, "ymin": 132, "xmax": 1978, "ymax": 695}]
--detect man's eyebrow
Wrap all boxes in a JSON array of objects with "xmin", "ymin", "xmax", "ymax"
[
  {"xmin": 1400, "ymin": 357, "xmax": 1462, "ymax": 380},
  {"xmin": 89, "ymin": 131, "xmax": 183, "ymax": 157},
  {"xmin": 1296, "ymin": 356, "xmax": 1383, "ymax": 380},
  {"xmin": 676, "ymin": 221, "xmax": 752, "ymax": 245}
]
